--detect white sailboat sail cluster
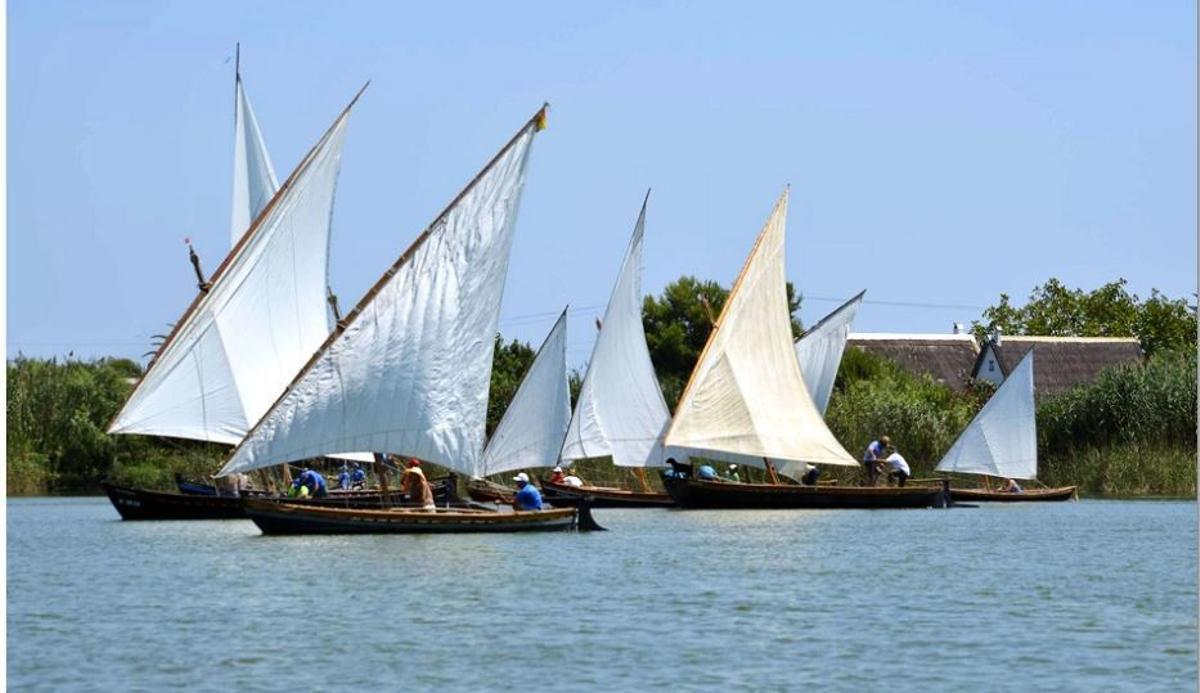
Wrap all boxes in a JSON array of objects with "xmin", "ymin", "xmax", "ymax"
[
  {"xmin": 664, "ymin": 189, "xmax": 859, "ymax": 479},
  {"xmin": 109, "ymin": 88, "xmax": 364, "ymax": 446},
  {"xmin": 561, "ymin": 195, "xmax": 675, "ymax": 469},
  {"xmin": 794, "ymin": 291, "xmax": 864, "ymax": 416},
  {"xmin": 478, "ymin": 310, "xmax": 571, "ymax": 478},
  {"xmin": 230, "ymin": 71, "xmax": 280, "ymax": 248},
  {"xmin": 218, "ymin": 115, "xmax": 542, "ymax": 477},
  {"xmin": 936, "ymin": 351, "xmax": 1037, "ymax": 479}
]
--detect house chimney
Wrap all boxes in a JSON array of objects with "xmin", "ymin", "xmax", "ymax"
[
  {"xmin": 952, "ymin": 322, "xmax": 964, "ymax": 335},
  {"xmin": 993, "ymin": 326, "xmax": 1003, "ymax": 346}
]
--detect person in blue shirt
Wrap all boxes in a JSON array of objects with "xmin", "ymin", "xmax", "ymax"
[
  {"xmin": 337, "ymin": 465, "xmax": 351, "ymax": 490},
  {"xmin": 350, "ymin": 463, "xmax": 367, "ymax": 490},
  {"xmin": 862, "ymin": 435, "xmax": 890, "ymax": 486},
  {"xmin": 293, "ymin": 468, "xmax": 329, "ymax": 498},
  {"xmin": 512, "ymin": 472, "xmax": 543, "ymax": 511},
  {"xmin": 697, "ymin": 465, "xmax": 718, "ymax": 481}
]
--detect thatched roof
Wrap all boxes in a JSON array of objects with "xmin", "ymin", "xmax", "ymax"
[
  {"xmin": 973, "ymin": 336, "xmax": 1143, "ymax": 396},
  {"xmin": 847, "ymin": 333, "xmax": 980, "ymax": 392}
]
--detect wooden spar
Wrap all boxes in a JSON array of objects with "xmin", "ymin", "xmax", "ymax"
[
  {"xmin": 763, "ymin": 458, "xmax": 780, "ymax": 485},
  {"xmin": 633, "ymin": 467, "xmax": 651, "ymax": 493},
  {"xmin": 666, "ymin": 187, "xmax": 789, "ymax": 427},
  {"xmin": 218, "ymin": 103, "xmax": 549, "ymax": 474},
  {"xmin": 187, "ymin": 244, "xmax": 209, "ymax": 291},
  {"xmin": 326, "ymin": 286, "xmax": 342, "ymax": 322},
  {"xmin": 107, "ymin": 82, "xmax": 370, "ymax": 435}
]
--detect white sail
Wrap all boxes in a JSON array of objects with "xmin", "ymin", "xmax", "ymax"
[
  {"xmin": 936, "ymin": 351, "xmax": 1037, "ymax": 479},
  {"xmin": 217, "ymin": 113, "xmax": 542, "ymax": 476},
  {"xmin": 560, "ymin": 195, "xmax": 674, "ymax": 468},
  {"xmin": 664, "ymin": 188, "xmax": 859, "ymax": 478},
  {"xmin": 231, "ymin": 74, "xmax": 280, "ymax": 247},
  {"xmin": 478, "ymin": 309, "xmax": 570, "ymax": 478},
  {"xmin": 108, "ymin": 89, "xmax": 362, "ymax": 444},
  {"xmin": 794, "ymin": 291, "xmax": 864, "ymax": 415}
]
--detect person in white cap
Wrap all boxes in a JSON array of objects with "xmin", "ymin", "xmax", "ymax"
[
  {"xmin": 549, "ymin": 466, "xmax": 567, "ymax": 484},
  {"xmin": 562, "ymin": 468, "xmax": 585, "ymax": 488},
  {"xmin": 512, "ymin": 472, "xmax": 543, "ymax": 510}
]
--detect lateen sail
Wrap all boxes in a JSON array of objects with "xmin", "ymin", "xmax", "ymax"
[
  {"xmin": 794, "ymin": 290, "xmax": 864, "ymax": 415},
  {"xmin": 561, "ymin": 194, "xmax": 674, "ymax": 468},
  {"xmin": 477, "ymin": 309, "xmax": 570, "ymax": 478},
  {"xmin": 231, "ymin": 72, "xmax": 280, "ymax": 247},
  {"xmin": 108, "ymin": 88, "xmax": 364, "ymax": 445},
  {"xmin": 218, "ymin": 110, "xmax": 543, "ymax": 476},
  {"xmin": 664, "ymin": 188, "xmax": 859, "ymax": 477},
  {"xmin": 936, "ymin": 351, "xmax": 1037, "ymax": 479}
]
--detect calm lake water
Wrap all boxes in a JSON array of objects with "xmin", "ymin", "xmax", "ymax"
[{"xmin": 7, "ymin": 497, "xmax": 1197, "ymax": 691}]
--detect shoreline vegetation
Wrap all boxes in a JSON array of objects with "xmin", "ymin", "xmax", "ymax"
[{"xmin": 8, "ymin": 276, "xmax": 1196, "ymax": 498}]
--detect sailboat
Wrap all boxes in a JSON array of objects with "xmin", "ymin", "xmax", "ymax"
[
  {"xmin": 795, "ymin": 290, "xmax": 864, "ymax": 416},
  {"xmin": 660, "ymin": 189, "xmax": 949, "ymax": 509},
  {"xmin": 537, "ymin": 192, "xmax": 678, "ymax": 507},
  {"xmin": 467, "ymin": 308, "xmax": 572, "ymax": 497},
  {"xmin": 219, "ymin": 105, "xmax": 598, "ymax": 534},
  {"xmin": 101, "ymin": 71, "xmax": 389, "ymax": 520},
  {"xmin": 936, "ymin": 352, "xmax": 1077, "ymax": 502}
]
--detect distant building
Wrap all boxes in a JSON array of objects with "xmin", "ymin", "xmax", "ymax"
[
  {"xmin": 972, "ymin": 335, "xmax": 1144, "ymax": 397},
  {"xmin": 846, "ymin": 332, "xmax": 980, "ymax": 392}
]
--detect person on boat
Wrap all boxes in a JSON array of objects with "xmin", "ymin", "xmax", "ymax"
[
  {"xmin": 337, "ymin": 464, "xmax": 352, "ymax": 490},
  {"xmin": 512, "ymin": 472, "xmax": 543, "ymax": 511},
  {"xmin": 1000, "ymin": 478, "xmax": 1024, "ymax": 493},
  {"xmin": 350, "ymin": 463, "xmax": 367, "ymax": 490},
  {"xmin": 549, "ymin": 466, "xmax": 566, "ymax": 484},
  {"xmin": 802, "ymin": 463, "xmax": 821, "ymax": 486},
  {"xmin": 292, "ymin": 468, "xmax": 329, "ymax": 498},
  {"xmin": 562, "ymin": 468, "xmax": 586, "ymax": 488},
  {"xmin": 885, "ymin": 451, "xmax": 910, "ymax": 487},
  {"xmin": 401, "ymin": 459, "xmax": 436, "ymax": 511},
  {"xmin": 862, "ymin": 435, "xmax": 890, "ymax": 486},
  {"xmin": 725, "ymin": 464, "xmax": 741, "ymax": 483},
  {"xmin": 697, "ymin": 464, "xmax": 719, "ymax": 481}
]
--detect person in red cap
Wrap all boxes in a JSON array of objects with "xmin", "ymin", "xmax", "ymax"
[{"xmin": 401, "ymin": 458, "xmax": 435, "ymax": 510}]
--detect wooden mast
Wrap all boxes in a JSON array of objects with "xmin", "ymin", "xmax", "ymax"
[{"xmin": 218, "ymin": 104, "xmax": 550, "ymax": 473}]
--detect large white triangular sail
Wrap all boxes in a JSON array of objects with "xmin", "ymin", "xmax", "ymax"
[
  {"xmin": 560, "ymin": 194, "xmax": 674, "ymax": 468},
  {"xmin": 231, "ymin": 70, "xmax": 280, "ymax": 248},
  {"xmin": 108, "ymin": 87, "xmax": 365, "ymax": 445},
  {"xmin": 795, "ymin": 290, "xmax": 864, "ymax": 415},
  {"xmin": 478, "ymin": 309, "xmax": 570, "ymax": 478},
  {"xmin": 936, "ymin": 351, "xmax": 1037, "ymax": 479},
  {"xmin": 664, "ymin": 189, "xmax": 859, "ymax": 478},
  {"xmin": 217, "ymin": 110, "xmax": 544, "ymax": 477}
]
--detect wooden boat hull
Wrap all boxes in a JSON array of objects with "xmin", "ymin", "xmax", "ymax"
[
  {"xmin": 103, "ymin": 482, "xmax": 248, "ymax": 520},
  {"xmin": 661, "ymin": 476, "xmax": 950, "ymax": 510},
  {"xmin": 540, "ymin": 479, "xmax": 676, "ymax": 508},
  {"xmin": 102, "ymin": 482, "xmax": 459, "ymax": 521},
  {"xmin": 950, "ymin": 486, "xmax": 1077, "ymax": 503},
  {"xmin": 243, "ymin": 498, "xmax": 595, "ymax": 534}
]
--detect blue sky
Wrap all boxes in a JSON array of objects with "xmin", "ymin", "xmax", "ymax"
[{"xmin": 8, "ymin": 1, "xmax": 1196, "ymax": 367}]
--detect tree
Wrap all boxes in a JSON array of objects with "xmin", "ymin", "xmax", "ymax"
[
  {"xmin": 974, "ymin": 278, "xmax": 1196, "ymax": 355},
  {"xmin": 642, "ymin": 275, "xmax": 803, "ymax": 409},
  {"xmin": 486, "ymin": 336, "xmax": 535, "ymax": 436}
]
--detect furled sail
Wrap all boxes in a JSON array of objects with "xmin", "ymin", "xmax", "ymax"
[
  {"xmin": 664, "ymin": 188, "xmax": 859, "ymax": 477},
  {"xmin": 108, "ymin": 87, "xmax": 365, "ymax": 444},
  {"xmin": 477, "ymin": 309, "xmax": 570, "ymax": 478},
  {"xmin": 217, "ymin": 108, "xmax": 544, "ymax": 476},
  {"xmin": 231, "ymin": 72, "xmax": 280, "ymax": 248},
  {"xmin": 936, "ymin": 351, "xmax": 1037, "ymax": 479},
  {"xmin": 794, "ymin": 290, "xmax": 864, "ymax": 415},
  {"xmin": 560, "ymin": 193, "xmax": 674, "ymax": 468}
]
